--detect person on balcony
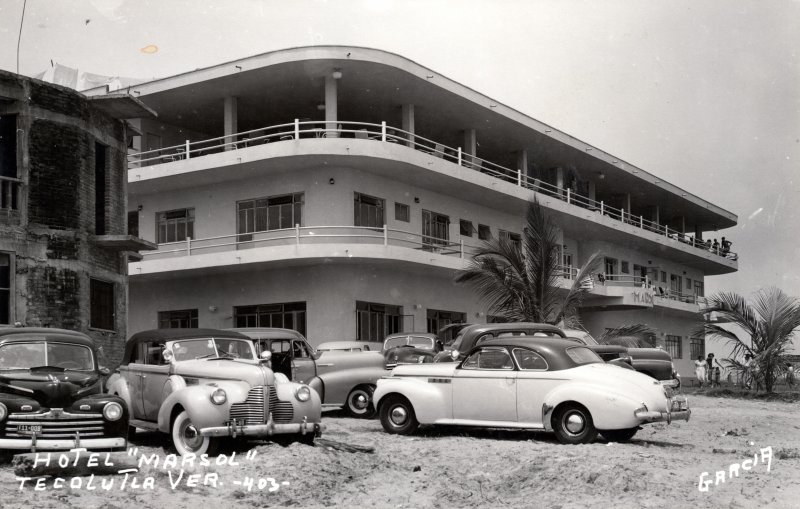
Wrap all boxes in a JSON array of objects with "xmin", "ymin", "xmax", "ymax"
[
  {"xmin": 721, "ymin": 237, "xmax": 732, "ymax": 254},
  {"xmin": 712, "ymin": 239, "xmax": 720, "ymax": 254}
]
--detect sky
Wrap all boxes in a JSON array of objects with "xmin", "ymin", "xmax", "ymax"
[{"xmin": 1, "ymin": 0, "xmax": 798, "ymax": 301}]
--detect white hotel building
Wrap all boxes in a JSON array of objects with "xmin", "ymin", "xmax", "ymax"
[{"xmin": 87, "ymin": 46, "xmax": 738, "ymax": 376}]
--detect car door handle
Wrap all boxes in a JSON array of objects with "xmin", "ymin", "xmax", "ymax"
[{"xmin": 317, "ymin": 363, "xmax": 334, "ymax": 367}]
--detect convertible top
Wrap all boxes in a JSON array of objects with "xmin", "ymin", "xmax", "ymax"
[
  {"xmin": 0, "ymin": 327, "xmax": 96, "ymax": 348},
  {"xmin": 121, "ymin": 328, "xmax": 250, "ymax": 365},
  {"xmin": 475, "ymin": 336, "xmax": 601, "ymax": 371}
]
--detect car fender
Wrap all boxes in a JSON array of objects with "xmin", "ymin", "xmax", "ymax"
[
  {"xmin": 156, "ymin": 380, "xmax": 251, "ymax": 433},
  {"xmin": 106, "ymin": 372, "xmax": 134, "ymax": 416},
  {"xmin": 316, "ymin": 366, "xmax": 387, "ymax": 406},
  {"xmin": 374, "ymin": 378, "xmax": 450, "ymax": 424},
  {"xmin": 541, "ymin": 383, "xmax": 643, "ymax": 431}
]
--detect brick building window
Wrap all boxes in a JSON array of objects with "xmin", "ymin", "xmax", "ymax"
[
  {"xmin": 356, "ymin": 301, "xmax": 401, "ymax": 342},
  {"xmin": 0, "ymin": 114, "xmax": 19, "ymax": 211},
  {"xmin": 354, "ymin": 193, "xmax": 385, "ymax": 228},
  {"xmin": 237, "ymin": 193, "xmax": 303, "ymax": 242},
  {"xmin": 665, "ymin": 335, "xmax": 682, "ymax": 359},
  {"xmin": 690, "ymin": 337, "xmax": 705, "ymax": 360},
  {"xmin": 234, "ymin": 302, "xmax": 306, "ymax": 336},
  {"xmin": 158, "ymin": 309, "xmax": 198, "ymax": 329},
  {"xmin": 395, "ymin": 202, "xmax": 409, "ymax": 222},
  {"xmin": 0, "ymin": 253, "xmax": 10, "ymax": 324},
  {"xmin": 90, "ymin": 278, "xmax": 115, "ymax": 331},
  {"xmin": 157, "ymin": 208, "xmax": 194, "ymax": 243}
]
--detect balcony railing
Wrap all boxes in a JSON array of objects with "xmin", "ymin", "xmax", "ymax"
[{"xmin": 127, "ymin": 120, "xmax": 738, "ymax": 262}]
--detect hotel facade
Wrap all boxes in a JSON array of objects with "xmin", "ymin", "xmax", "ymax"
[{"xmin": 86, "ymin": 46, "xmax": 738, "ymax": 376}]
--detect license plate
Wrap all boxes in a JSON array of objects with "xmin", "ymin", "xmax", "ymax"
[
  {"xmin": 16, "ymin": 424, "xmax": 42, "ymax": 435},
  {"xmin": 670, "ymin": 398, "xmax": 688, "ymax": 412}
]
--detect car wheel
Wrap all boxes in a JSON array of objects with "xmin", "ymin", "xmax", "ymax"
[
  {"xmin": 552, "ymin": 403, "xmax": 598, "ymax": 444},
  {"xmin": 345, "ymin": 385, "xmax": 376, "ymax": 418},
  {"xmin": 379, "ymin": 395, "xmax": 419, "ymax": 435},
  {"xmin": 171, "ymin": 410, "xmax": 218, "ymax": 456},
  {"xmin": 600, "ymin": 427, "xmax": 638, "ymax": 442}
]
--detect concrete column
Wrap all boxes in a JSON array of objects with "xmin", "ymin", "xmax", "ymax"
[
  {"xmin": 463, "ymin": 128, "xmax": 477, "ymax": 167},
  {"xmin": 695, "ymin": 224, "xmax": 703, "ymax": 241},
  {"xmin": 588, "ymin": 180, "xmax": 596, "ymax": 203},
  {"xmin": 402, "ymin": 104, "xmax": 415, "ymax": 147},
  {"xmin": 223, "ymin": 96, "xmax": 237, "ymax": 151},
  {"xmin": 625, "ymin": 193, "xmax": 632, "ymax": 221},
  {"xmin": 652, "ymin": 205, "xmax": 660, "ymax": 225},
  {"xmin": 325, "ymin": 75, "xmax": 339, "ymax": 138},
  {"xmin": 517, "ymin": 149, "xmax": 529, "ymax": 178},
  {"xmin": 556, "ymin": 167, "xmax": 564, "ymax": 195},
  {"xmin": 680, "ymin": 216, "xmax": 686, "ymax": 234}
]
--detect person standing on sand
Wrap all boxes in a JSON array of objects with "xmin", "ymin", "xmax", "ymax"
[{"xmin": 694, "ymin": 356, "xmax": 707, "ymax": 388}]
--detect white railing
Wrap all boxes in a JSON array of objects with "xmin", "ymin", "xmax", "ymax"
[{"xmin": 127, "ymin": 120, "xmax": 738, "ymax": 262}]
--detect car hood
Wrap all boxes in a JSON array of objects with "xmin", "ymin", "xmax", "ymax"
[
  {"xmin": 0, "ymin": 368, "xmax": 102, "ymax": 408},
  {"xmin": 390, "ymin": 363, "xmax": 457, "ymax": 378},
  {"xmin": 173, "ymin": 359, "xmax": 270, "ymax": 386}
]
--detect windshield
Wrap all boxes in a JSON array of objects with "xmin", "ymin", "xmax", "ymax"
[
  {"xmin": 0, "ymin": 341, "xmax": 94, "ymax": 371},
  {"xmin": 172, "ymin": 338, "xmax": 256, "ymax": 361},
  {"xmin": 565, "ymin": 346, "xmax": 604, "ymax": 366}
]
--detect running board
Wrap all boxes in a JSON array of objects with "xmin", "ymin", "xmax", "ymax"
[{"xmin": 129, "ymin": 419, "xmax": 159, "ymax": 432}]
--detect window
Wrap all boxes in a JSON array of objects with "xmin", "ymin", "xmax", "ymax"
[
  {"xmin": 90, "ymin": 279, "xmax": 115, "ymax": 331},
  {"xmin": 499, "ymin": 230, "xmax": 521, "ymax": 249},
  {"xmin": 356, "ymin": 301, "xmax": 401, "ymax": 342},
  {"xmin": 422, "ymin": 210, "xmax": 449, "ymax": 246},
  {"xmin": 395, "ymin": 202, "xmax": 410, "ymax": 222},
  {"xmin": 478, "ymin": 224, "xmax": 491, "ymax": 240},
  {"xmin": 0, "ymin": 253, "xmax": 10, "ymax": 324},
  {"xmin": 694, "ymin": 280, "xmax": 705, "ymax": 297},
  {"xmin": 462, "ymin": 347, "xmax": 514, "ymax": 370},
  {"xmin": 660, "ymin": 271, "xmax": 667, "ymax": 283},
  {"xmin": 604, "ymin": 257, "xmax": 618, "ymax": 280},
  {"xmin": 237, "ymin": 193, "xmax": 304, "ymax": 241},
  {"xmin": 354, "ymin": 193, "xmax": 385, "ymax": 228},
  {"xmin": 426, "ymin": 309, "xmax": 466, "ymax": 343},
  {"xmin": 513, "ymin": 348, "xmax": 548, "ymax": 370},
  {"xmin": 234, "ymin": 302, "xmax": 307, "ymax": 336},
  {"xmin": 686, "ymin": 277, "xmax": 692, "ymax": 291},
  {"xmin": 690, "ymin": 337, "xmax": 705, "ymax": 360},
  {"xmin": 0, "ymin": 114, "xmax": 18, "ymax": 179},
  {"xmin": 620, "ymin": 261, "xmax": 630, "ymax": 274},
  {"xmin": 95, "ymin": 143, "xmax": 107, "ymax": 235},
  {"xmin": 459, "ymin": 219, "xmax": 474, "ymax": 237},
  {"xmin": 127, "ymin": 211, "xmax": 139, "ymax": 237},
  {"xmin": 157, "ymin": 208, "xmax": 194, "ymax": 244},
  {"xmin": 146, "ymin": 132, "xmax": 162, "ymax": 152},
  {"xmin": 670, "ymin": 274, "xmax": 682, "ymax": 294},
  {"xmin": 665, "ymin": 335, "xmax": 682, "ymax": 359},
  {"xmin": 158, "ymin": 309, "xmax": 198, "ymax": 329}
]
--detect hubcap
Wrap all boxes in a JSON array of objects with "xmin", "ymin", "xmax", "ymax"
[
  {"xmin": 565, "ymin": 413, "xmax": 585, "ymax": 434},
  {"xmin": 351, "ymin": 392, "xmax": 368, "ymax": 411},
  {"xmin": 181, "ymin": 422, "xmax": 203, "ymax": 450},
  {"xmin": 390, "ymin": 406, "xmax": 408, "ymax": 426}
]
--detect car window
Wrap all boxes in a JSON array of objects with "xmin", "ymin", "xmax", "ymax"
[
  {"xmin": 409, "ymin": 337, "xmax": 433, "ymax": 348},
  {"xmin": 566, "ymin": 347, "xmax": 604, "ymax": 365},
  {"xmin": 216, "ymin": 339, "xmax": 255, "ymax": 359},
  {"xmin": 292, "ymin": 340, "xmax": 310, "ymax": 358},
  {"xmin": 172, "ymin": 338, "xmax": 255, "ymax": 361},
  {"xmin": 145, "ymin": 342, "xmax": 167, "ymax": 365},
  {"xmin": 513, "ymin": 348, "xmax": 548, "ymax": 370},
  {"xmin": 0, "ymin": 341, "xmax": 93, "ymax": 371},
  {"xmin": 462, "ymin": 347, "xmax": 514, "ymax": 370},
  {"xmin": 270, "ymin": 339, "xmax": 292, "ymax": 354},
  {"xmin": 383, "ymin": 336, "xmax": 407, "ymax": 350}
]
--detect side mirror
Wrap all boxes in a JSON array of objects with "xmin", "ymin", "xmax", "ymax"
[
  {"xmin": 162, "ymin": 349, "xmax": 174, "ymax": 363},
  {"xmin": 312, "ymin": 350, "xmax": 322, "ymax": 360},
  {"xmin": 98, "ymin": 366, "xmax": 111, "ymax": 376},
  {"xmin": 260, "ymin": 350, "xmax": 272, "ymax": 362},
  {"xmin": 450, "ymin": 349, "xmax": 460, "ymax": 361}
]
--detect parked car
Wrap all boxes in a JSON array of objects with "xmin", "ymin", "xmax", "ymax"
[
  {"xmin": 230, "ymin": 328, "xmax": 387, "ymax": 418},
  {"xmin": 382, "ymin": 333, "xmax": 444, "ymax": 368},
  {"xmin": 374, "ymin": 337, "xmax": 690, "ymax": 443},
  {"xmin": 0, "ymin": 327, "xmax": 128, "ymax": 452},
  {"xmin": 317, "ymin": 341, "xmax": 380, "ymax": 353},
  {"xmin": 432, "ymin": 323, "xmax": 566, "ymax": 363},
  {"xmin": 106, "ymin": 329, "xmax": 322, "ymax": 455}
]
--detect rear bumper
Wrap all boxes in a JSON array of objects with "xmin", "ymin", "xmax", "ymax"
[
  {"xmin": 200, "ymin": 415, "xmax": 323, "ymax": 438},
  {"xmin": 635, "ymin": 396, "xmax": 691, "ymax": 424},
  {"xmin": 0, "ymin": 437, "xmax": 126, "ymax": 451}
]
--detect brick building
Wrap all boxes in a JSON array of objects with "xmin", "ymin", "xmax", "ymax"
[{"xmin": 0, "ymin": 70, "xmax": 154, "ymax": 364}]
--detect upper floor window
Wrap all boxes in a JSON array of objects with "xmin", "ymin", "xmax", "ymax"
[
  {"xmin": 694, "ymin": 281, "xmax": 705, "ymax": 297},
  {"xmin": 157, "ymin": 208, "xmax": 194, "ymax": 244},
  {"xmin": 460, "ymin": 220, "xmax": 474, "ymax": 237},
  {"xmin": 478, "ymin": 224, "xmax": 491, "ymax": 241},
  {"xmin": 237, "ymin": 193, "xmax": 304, "ymax": 240},
  {"xmin": 90, "ymin": 278, "xmax": 115, "ymax": 331},
  {"xmin": 0, "ymin": 114, "xmax": 18, "ymax": 179},
  {"xmin": 354, "ymin": 193, "xmax": 385, "ymax": 228},
  {"xmin": 422, "ymin": 210, "xmax": 449, "ymax": 246},
  {"xmin": 158, "ymin": 309, "xmax": 198, "ymax": 329},
  {"xmin": 499, "ymin": 230, "xmax": 521, "ymax": 249},
  {"xmin": 395, "ymin": 202, "xmax": 410, "ymax": 222}
]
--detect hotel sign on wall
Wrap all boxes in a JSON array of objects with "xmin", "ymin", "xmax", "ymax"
[{"xmin": 629, "ymin": 290, "xmax": 655, "ymax": 307}]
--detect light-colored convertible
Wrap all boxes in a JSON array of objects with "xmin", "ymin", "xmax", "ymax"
[{"xmin": 374, "ymin": 337, "xmax": 689, "ymax": 444}]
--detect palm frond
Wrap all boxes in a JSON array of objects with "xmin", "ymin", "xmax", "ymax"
[{"xmin": 597, "ymin": 323, "xmax": 657, "ymax": 347}]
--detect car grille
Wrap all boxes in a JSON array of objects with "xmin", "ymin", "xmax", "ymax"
[
  {"xmin": 269, "ymin": 386, "xmax": 293, "ymax": 423},
  {"xmin": 4, "ymin": 411, "xmax": 105, "ymax": 438},
  {"xmin": 228, "ymin": 386, "xmax": 294, "ymax": 425}
]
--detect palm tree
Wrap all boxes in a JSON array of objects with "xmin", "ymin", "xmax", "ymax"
[
  {"xmin": 455, "ymin": 200, "xmax": 602, "ymax": 326},
  {"xmin": 700, "ymin": 288, "xmax": 800, "ymax": 392}
]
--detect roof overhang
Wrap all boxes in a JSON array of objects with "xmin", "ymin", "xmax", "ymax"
[
  {"xmin": 88, "ymin": 94, "xmax": 157, "ymax": 119},
  {"xmin": 91, "ymin": 235, "xmax": 158, "ymax": 252}
]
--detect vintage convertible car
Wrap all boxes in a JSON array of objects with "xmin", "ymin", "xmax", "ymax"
[
  {"xmin": 382, "ymin": 333, "xmax": 444, "ymax": 368},
  {"xmin": 317, "ymin": 341, "xmax": 380, "ymax": 353},
  {"xmin": 230, "ymin": 328, "xmax": 387, "ymax": 418},
  {"xmin": 106, "ymin": 329, "xmax": 322, "ymax": 455},
  {"xmin": 0, "ymin": 327, "xmax": 128, "ymax": 452},
  {"xmin": 375, "ymin": 337, "xmax": 690, "ymax": 443}
]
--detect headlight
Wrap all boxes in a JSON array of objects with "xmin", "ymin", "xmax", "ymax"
[
  {"xmin": 0, "ymin": 402, "xmax": 7, "ymax": 421},
  {"xmin": 103, "ymin": 402, "xmax": 123, "ymax": 421},
  {"xmin": 210, "ymin": 388, "xmax": 227, "ymax": 405},
  {"xmin": 295, "ymin": 385, "xmax": 311, "ymax": 402}
]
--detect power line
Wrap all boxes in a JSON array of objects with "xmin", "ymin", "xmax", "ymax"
[{"xmin": 17, "ymin": 0, "xmax": 27, "ymax": 74}]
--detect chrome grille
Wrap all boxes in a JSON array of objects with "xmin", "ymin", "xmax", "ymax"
[
  {"xmin": 269, "ymin": 385, "xmax": 293, "ymax": 423},
  {"xmin": 229, "ymin": 386, "xmax": 266, "ymax": 425},
  {"xmin": 5, "ymin": 411, "xmax": 105, "ymax": 438}
]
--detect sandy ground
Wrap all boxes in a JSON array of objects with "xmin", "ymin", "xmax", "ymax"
[{"xmin": 1, "ymin": 394, "xmax": 798, "ymax": 509}]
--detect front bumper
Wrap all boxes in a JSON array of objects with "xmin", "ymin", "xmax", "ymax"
[
  {"xmin": 0, "ymin": 437, "xmax": 126, "ymax": 451},
  {"xmin": 200, "ymin": 414, "xmax": 324, "ymax": 438},
  {"xmin": 635, "ymin": 396, "xmax": 691, "ymax": 424}
]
